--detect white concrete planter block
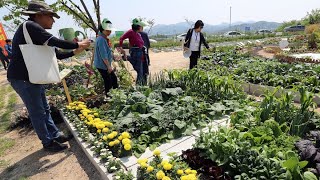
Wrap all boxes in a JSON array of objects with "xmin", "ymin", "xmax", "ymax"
[
  {"xmin": 163, "ymin": 136, "xmax": 196, "ymax": 156},
  {"xmin": 239, "ymin": 83, "xmax": 250, "ymax": 93},
  {"xmin": 128, "ymin": 164, "xmax": 139, "ymax": 179},
  {"xmin": 120, "ymin": 148, "xmax": 153, "ymax": 168},
  {"xmin": 60, "ymin": 110, "xmax": 112, "ymax": 180},
  {"xmin": 313, "ymin": 95, "xmax": 320, "ymax": 105},
  {"xmin": 193, "ymin": 125, "xmax": 219, "ymax": 137},
  {"xmin": 156, "ymin": 136, "xmax": 193, "ymax": 152},
  {"xmin": 247, "ymin": 83, "xmax": 320, "ymax": 106},
  {"xmin": 249, "ymin": 84, "xmax": 277, "ymax": 96},
  {"xmin": 215, "ymin": 116, "xmax": 230, "ymax": 125}
]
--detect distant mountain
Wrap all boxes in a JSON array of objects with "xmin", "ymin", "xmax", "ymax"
[
  {"xmin": 222, "ymin": 21, "xmax": 282, "ymax": 32},
  {"xmin": 147, "ymin": 21, "xmax": 282, "ymax": 35}
]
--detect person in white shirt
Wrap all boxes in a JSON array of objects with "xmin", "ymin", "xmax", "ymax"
[{"xmin": 183, "ymin": 20, "xmax": 210, "ymax": 69}]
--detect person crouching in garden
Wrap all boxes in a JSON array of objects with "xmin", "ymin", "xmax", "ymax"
[
  {"xmin": 94, "ymin": 18, "xmax": 119, "ymax": 98},
  {"xmin": 184, "ymin": 20, "xmax": 210, "ymax": 69},
  {"xmin": 7, "ymin": 0, "xmax": 91, "ymax": 152},
  {"xmin": 119, "ymin": 18, "xmax": 149, "ymax": 85}
]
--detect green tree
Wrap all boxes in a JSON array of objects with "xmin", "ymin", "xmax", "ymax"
[
  {"xmin": 305, "ymin": 9, "xmax": 320, "ymax": 24},
  {"xmin": 0, "ymin": 0, "xmax": 101, "ymax": 34}
]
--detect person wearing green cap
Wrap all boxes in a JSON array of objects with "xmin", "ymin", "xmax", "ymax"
[
  {"xmin": 94, "ymin": 18, "xmax": 119, "ymax": 97},
  {"xmin": 119, "ymin": 18, "xmax": 149, "ymax": 85}
]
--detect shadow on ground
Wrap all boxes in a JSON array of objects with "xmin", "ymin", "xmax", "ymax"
[{"xmin": 0, "ymin": 149, "xmax": 72, "ymax": 180}]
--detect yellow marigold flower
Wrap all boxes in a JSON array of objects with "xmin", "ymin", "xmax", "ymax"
[
  {"xmin": 147, "ymin": 166, "xmax": 154, "ymax": 172},
  {"xmin": 97, "ymin": 129, "xmax": 101, "ymax": 133},
  {"xmin": 114, "ymin": 139, "xmax": 120, "ymax": 145},
  {"xmin": 180, "ymin": 174, "xmax": 197, "ymax": 180},
  {"xmin": 156, "ymin": 170, "xmax": 165, "ymax": 180},
  {"xmin": 161, "ymin": 160, "xmax": 169, "ymax": 166},
  {"xmin": 88, "ymin": 117, "xmax": 93, "ymax": 121},
  {"xmin": 140, "ymin": 162, "xmax": 148, "ymax": 168},
  {"xmin": 180, "ymin": 176, "xmax": 187, "ymax": 180},
  {"xmin": 124, "ymin": 144, "xmax": 131, "ymax": 151},
  {"xmin": 102, "ymin": 135, "xmax": 107, "ymax": 141},
  {"xmin": 153, "ymin": 149, "xmax": 161, "ymax": 156},
  {"xmin": 177, "ymin": 169, "xmax": 184, "ymax": 175},
  {"xmin": 122, "ymin": 138, "xmax": 131, "ymax": 145},
  {"xmin": 191, "ymin": 170, "xmax": 197, "ymax": 174},
  {"xmin": 88, "ymin": 115, "xmax": 94, "ymax": 118},
  {"xmin": 94, "ymin": 118, "xmax": 101, "ymax": 122},
  {"xmin": 118, "ymin": 135, "xmax": 123, "ymax": 141},
  {"xmin": 105, "ymin": 122, "xmax": 113, "ymax": 127},
  {"xmin": 94, "ymin": 113, "xmax": 99, "ymax": 117},
  {"xmin": 96, "ymin": 124, "xmax": 105, "ymax": 129},
  {"xmin": 185, "ymin": 169, "xmax": 192, "ymax": 174},
  {"xmin": 66, "ymin": 105, "xmax": 71, "ymax": 109},
  {"xmin": 107, "ymin": 133, "xmax": 115, "ymax": 139},
  {"xmin": 82, "ymin": 112, "xmax": 88, "ymax": 116},
  {"xmin": 111, "ymin": 131, "xmax": 118, "ymax": 137},
  {"xmin": 102, "ymin": 128, "xmax": 109, "ymax": 133},
  {"xmin": 121, "ymin": 132, "xmax": 130, "ymax": 139},
  {"xmin": 163, "ymin": 163, "xmax": 173, "ymax": 171},
  {"xmin": 109, "ymin": 141, "xmax": 115, "ymax": 147},
  {"xmin": 137, "ymin": 158, "xmax": 148, "ymax": 164},
  {"xmin": 162, "ymin": 176, "xmax": 171, "ymax": 180}
]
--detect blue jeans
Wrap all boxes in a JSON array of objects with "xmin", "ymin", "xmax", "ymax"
[
  {"xmin": 129, "ymin": 48, "xmax": 146, "ymax": 85},
  {"xmin": 8, "ymin": 79, "xmax": 60, "ymax": 146}
]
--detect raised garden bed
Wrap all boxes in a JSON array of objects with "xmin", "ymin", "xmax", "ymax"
[{"xmin": 60, "ymin": 108, "xmax": 230, "ymax": 179}]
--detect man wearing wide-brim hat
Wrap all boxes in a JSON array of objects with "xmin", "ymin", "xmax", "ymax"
[
  {"xmin": 7, "ymin": 0, "xmax": 91, "ymax": 152},
  {"xmin": 21, "ymin": 0, "xmax": 60, "ymax": 19}
]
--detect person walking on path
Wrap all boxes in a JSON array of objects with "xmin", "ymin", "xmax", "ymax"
[
  {"xmin": 94, "ymin": 18, "xmax": 119, "ymax": 98},
  {"xmin": 119, "ymin": 18, "xmax": 149, "ymax": 85},
  {"xmin": 184, "ymin": 20, "xmax": 210, "ymax": 69},
  {"xmin": 7, "ymin": 0, "xmax": 90, "ymax": 152},
  {"xmin": 0, "ymin": 46, "xmax": 9, "ymax": 70},
  {"xmin": 5, "ymin": 39, "xmax": 13, "ymax": 60}
]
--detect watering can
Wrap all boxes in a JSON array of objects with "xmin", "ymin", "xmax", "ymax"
[{"xmin": 59, "ymin": 28, "xmax": 86, "ymax": 41}]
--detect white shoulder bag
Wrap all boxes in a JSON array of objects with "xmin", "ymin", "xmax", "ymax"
[{"xmin": 19, "ymin": 22, "xmax": 61, "ymax": 84}]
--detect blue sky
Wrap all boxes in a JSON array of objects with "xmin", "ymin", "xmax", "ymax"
[{"xmin": 1, "ymin": 0, "xmax": 320, "ymax": 38}]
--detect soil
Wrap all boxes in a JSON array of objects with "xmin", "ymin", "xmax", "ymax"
[
  {"xmin": 0, "ymin": 51, "xmax": 187, "ymax": 180},
  {"xmin": 252, "ymin": 47, "xmax": 275, "ymax": 59},
  {"xmin": 256, "ymin": 49, "xmax": 275, "ymax": 59}
]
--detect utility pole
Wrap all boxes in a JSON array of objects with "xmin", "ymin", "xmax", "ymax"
[{"xmin": 229, "ymin": 6, "xmax": 232, "ymax": 29}]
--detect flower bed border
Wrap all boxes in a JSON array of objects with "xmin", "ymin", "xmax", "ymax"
[
  {"xmin": 240, "ymin": 83, "xmax": 320, "ymax": 105},
  {"xmin": 59, "ymin": 109, "xmax": 231, "ymax": 179},
  {"xmin": 59, "ymin": 109, "xmax": 114, "ymax": 180}
]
